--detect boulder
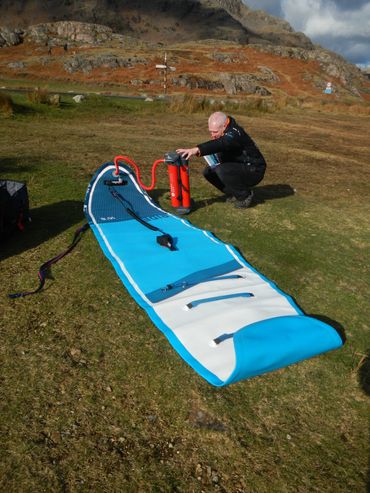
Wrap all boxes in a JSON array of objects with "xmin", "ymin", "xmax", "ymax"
[
  {"xmin": 48, "ymin": 94, "xmax": 61, "ymax": 106},
  {"xmin": 172, "ymin": 75, "xmax": 224, "ymax": 91},
  {"xmin": 7, "ymin": 61, "xmax": 26, "ymax": 69},
  {"xmin": 219, "ymin": 72, "xmax": 273, "ymax": 95},
  {"xmin": 171, "ymin": 71, "xmax": 273, "ymax": 95},
  {"xmin": 24, "ymin": 21, "xmax": 114, "ymax": 46},
  {"xmin": 0, "ymin": 27, "xmax": 23, "ymax": 47},
  {"xmin": 72, "ymin": 94, "xmax": 85, "ymax": 103},
  {"xmin": 64, "ymin": 54, "xmax": 148, "ymax": 73}
]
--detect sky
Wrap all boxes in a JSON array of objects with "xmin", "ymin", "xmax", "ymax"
[{"xmin": 243, "ymin": 0, "xmax": 370, "ymax": 67}]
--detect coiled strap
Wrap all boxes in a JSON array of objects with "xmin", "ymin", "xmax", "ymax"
[{"xmin": 9, "ymin": 223, "xmax": 90, "ymax": 299}]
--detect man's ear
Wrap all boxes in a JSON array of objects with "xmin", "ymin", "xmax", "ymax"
[{"xmin": 222, "ymin": 117, "xmax": 230, "ymax": 135}]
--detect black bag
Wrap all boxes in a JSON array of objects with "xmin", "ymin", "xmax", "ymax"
[{"xmin": 0, "ymin": 179, "xmax": 30, "ymax": 242}]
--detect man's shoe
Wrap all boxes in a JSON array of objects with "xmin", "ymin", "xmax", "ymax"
[{"xmin": 234, "ymin": 191, "xmax": 254, "ymax": 209}]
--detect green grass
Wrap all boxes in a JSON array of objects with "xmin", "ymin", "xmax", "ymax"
[
  {"xmin": 0, "ymin": 93, "xmax": 369, "ymax": 492},
  {"xmin": 0, "ymin": 77, "xmax": 141, "ymax": 96}
]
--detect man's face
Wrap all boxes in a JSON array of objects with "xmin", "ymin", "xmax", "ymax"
[{"xmin": 208, "ymin": 122, "xmax": 225, "ymax": 140}]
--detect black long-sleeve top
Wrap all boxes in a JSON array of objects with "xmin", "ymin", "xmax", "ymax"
[{"xmin": 197, "ymin": 116, "xmax": 266, "ymax": 167}]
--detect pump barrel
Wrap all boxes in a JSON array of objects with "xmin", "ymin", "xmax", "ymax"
[{"xmin": 164, "ymin": 152, "xmax": 191, "ymax": 214}]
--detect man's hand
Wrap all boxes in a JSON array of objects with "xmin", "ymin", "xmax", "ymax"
[{"xmin": 176, "ymin": 147, "xmax": 200, "ymax": 160}]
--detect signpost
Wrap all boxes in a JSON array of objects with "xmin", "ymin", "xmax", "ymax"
[{"xmin": 155, "ymin": 52, "xmax": 176, "ymax": 97}]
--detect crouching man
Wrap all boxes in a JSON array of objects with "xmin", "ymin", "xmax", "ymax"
[{"xmin": 177, "ymin": 111, "xmax": 266, "ymax": 208}]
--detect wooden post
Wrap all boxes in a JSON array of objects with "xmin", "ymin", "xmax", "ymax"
[{"xmin": 155, "ymin": 52, "xmax": 176, "ymax": 97}]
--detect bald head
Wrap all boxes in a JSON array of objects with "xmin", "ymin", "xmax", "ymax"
[
  {"xmin": 208, "ymin": 112, "xmax": 228, "ymax": 139},
  {"xmin": 208, "ymin": 112, "xmax": 227, "ymax": 130}
]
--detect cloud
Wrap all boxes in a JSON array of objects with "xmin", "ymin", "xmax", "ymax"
[
  {"xmin": 244, "ymin": 0, "xmax": 283, "ymax": 17},
  {"xmin": 243, "ymin": 0, "xmax": 370, "ymax": 65},
  {"xmin": 281, "ymin": 0, "xmax": 370, "ymax": 37}
]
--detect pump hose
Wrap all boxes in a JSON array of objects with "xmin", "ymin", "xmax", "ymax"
[{"xmin": 113, "ymin": 155, "xmax": 165, "ymax": 191}]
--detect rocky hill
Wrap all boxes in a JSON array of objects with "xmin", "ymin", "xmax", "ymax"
[
  {"xmin": 0, "ymin": 0, "xmax": 313, "ymax": 48},
  {"xmin": 0, "ymin": 1, "xmax": 369, "ymax": 100}
]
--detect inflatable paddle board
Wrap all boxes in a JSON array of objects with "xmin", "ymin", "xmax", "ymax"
[{"xmin": 84, "ymin": 161, "xmax": 344, "ymax": 386}]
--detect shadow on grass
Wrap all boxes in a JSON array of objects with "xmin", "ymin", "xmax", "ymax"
[
  {"xmin": 141, "ymin": 184, "xmax": 295, "ymax": 213},
  {"xmin": 0, "ymin": 200, "xmax": 84, "ymax": 261},
  {"xmin": 0, "ymin": 156, "xmax": 34, "ymax": 174},
  {"xmin": 358, "ymin": 349, "xmax": 370, "ymax": 396},
  {"xmin": 253, "ymin": 184, "xmax": 295, "ymax": 205},
  {"xmin": 191, "ymin": 183, "xmax": 295, "ymax": 211},
  {"xmin": 12, "ymin": 102, "xmax": 38, "ymax": 116},
  {"xmin": 309, "ymin": 314, "xmax": 347, "ymax": 345},
  {"xmin": 357, "ymin": 349, "xmax": 370, "ymax": 491},
  {"xmin": 149, "ymin": 188, "xmax": 168, "ymax": 203}
]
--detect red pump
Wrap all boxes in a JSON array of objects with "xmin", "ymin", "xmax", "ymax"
[
  {"xmin": 164, "ymin": 151, "xmax": 191, "ymax": 214},
  {"xmin": 113, "ymin": 152, "xmax": 191, "ymax": 214}
]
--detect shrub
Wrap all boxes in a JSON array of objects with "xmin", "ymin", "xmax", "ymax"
[
  {"xmin": 0, "ymin": 93, "xmax": 14, "ymax": 117},
  {"xmin": 48, "ymin": 94, "xmax": 61, "ymax": 106},
  {"xmin": 169, "ymin": 94, "xmax": 215, "ymax": 114},
  {"xmin": 28, "ymin": 87, "xmax": 50, "ymax": 104}
]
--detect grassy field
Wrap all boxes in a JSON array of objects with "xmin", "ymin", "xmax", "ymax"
[{"xmin": 0, "ymin": 92, "xmax": 369, "ymax": 493}]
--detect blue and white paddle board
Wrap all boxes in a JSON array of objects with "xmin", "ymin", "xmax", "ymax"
[{"xmin": 84, "ymin": 161, "xmax": 344, "ymax": 386}]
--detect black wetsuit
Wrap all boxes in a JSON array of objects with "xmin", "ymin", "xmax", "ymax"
[{"xmin": 197, "ymin": 116, "xmax": 266, "ymax": 200}]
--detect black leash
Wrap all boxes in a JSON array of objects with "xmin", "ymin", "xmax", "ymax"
[
  {"xmin": 9, "ymin": 223, "xmax": 90, "ymax": 299},
  {"xmin": 9, "ymin": 175, "xmax": 174, "ymax": 299},
  {"xmin": 109, "ymin": 188, "xmax": 175, "ymax": 251}
]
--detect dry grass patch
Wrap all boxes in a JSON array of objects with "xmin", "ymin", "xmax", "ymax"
[{"xmin": 0, "ymin": 93, "xmax": 369, "ymax": 493}]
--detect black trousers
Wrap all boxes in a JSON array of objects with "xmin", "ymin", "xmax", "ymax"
[{"xmin": 203, "ymin": 162, "xmax": 266, "ymax": 200}]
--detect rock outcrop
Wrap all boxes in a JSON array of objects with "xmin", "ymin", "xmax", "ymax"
[
  {"xmin": 25, "ymin": 21, "xmax": 115, "ymax": 46},
  {"xmin": 169, "ymin": 68, "xmax": 276, "ymax": 95},
  {"xmin": 64, "ymin": 53, "xmax": 148, "ymax": 73},
  {"xmin": 0, "ymin": 0, "xmax": 315, "ymax": 49},
  {"xmin": 0, "ymin": 20, "xmax": 150, "ymax": 50},
  {"xmin": 0, "ymin": 26, "xmax": 22, "ymax": 47},
  {"xmin": 214, "ymin": 0, "xmax": 314, "ymax": 49},
  {"xmin": 252, "ymin": 43, "xmax": 365, "ymax": 96}
]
